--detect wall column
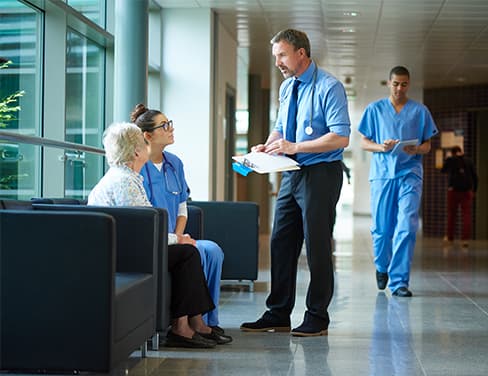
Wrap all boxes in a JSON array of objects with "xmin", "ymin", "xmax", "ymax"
[
  {"xmin": 247, "ymin": 74, "xmax": 270, "ymax": 234},
  {"xmin": 114, "ymin": 0, "xmax": 148, "ymax": 122}
]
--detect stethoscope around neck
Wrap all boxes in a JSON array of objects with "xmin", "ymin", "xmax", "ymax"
[
  {"xmin": 297, "ymin": 62, "xmax": 318, "ymax": 137},
  {"xmin": 144, "ymin": 156, "xmax": 183, "ymax": 200}
]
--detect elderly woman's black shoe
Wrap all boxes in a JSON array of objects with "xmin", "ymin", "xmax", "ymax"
[{"xmin": 198, "ymin": 329, "xmax": 233, "ymax": 344}]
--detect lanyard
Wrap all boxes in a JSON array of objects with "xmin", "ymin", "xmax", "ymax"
[{"xmin": 305, "ymin": 63, "xmax": 318, "ymax": 136}]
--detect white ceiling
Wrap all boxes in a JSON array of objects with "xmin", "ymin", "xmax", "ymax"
[{"xmin": 155, "ymin": 0, "xmax": 488, "ymax": 107}]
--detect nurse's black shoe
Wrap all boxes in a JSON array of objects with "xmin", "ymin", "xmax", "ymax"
[
  {"xmin": 210, "ymin": 325, "xmax": 225, "ymax": 335},
  {"xmin": 198, "ymin": 329, "xmax": 233, "ymax": 344},
  {"xmin": 376, "ymin": 270, "xmax": 388, "ymax": 290},
  {"xmin": 165, "ymin": 331, "xmax": 216, "ymax": 348},
  {"xmin": 392, "ymin": 287, "xmax": 413, "ymax": 297}
]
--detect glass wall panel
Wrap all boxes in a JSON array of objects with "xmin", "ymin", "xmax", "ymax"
[
  {"xmin": 67, "ymin": 0, "xmax": 106, "ymax": 28},
  {"xmin": 0, "ymin": 0, "xmax": 42, "ymax": 199},
  {"xmin": 65, "ymin": 30, "xmax": 105, "ymax": 198},
  {"xmin": 62, "ymin": 148, "xmax": 105, "ymax": 198}
]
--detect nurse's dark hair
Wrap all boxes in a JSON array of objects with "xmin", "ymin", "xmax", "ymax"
[
  {"xmin": 389, "ymin": 66, "xmax": 410, "ymax": 79},
  {"xmin": 130, "ymin": 103, "xmax": 162, "ymax": 131},
  {"xmin": 270, "ymin": 29, "xmax": 311, "ymax": 58}
]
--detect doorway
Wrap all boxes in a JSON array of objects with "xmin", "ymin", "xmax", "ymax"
[
  {"xmin": 476, "ymin": 110, "xmax": 488, "ymax": 239},
  {"xmin": 224, "ymin": 85, "xmax": 236, "ymax": 200}
]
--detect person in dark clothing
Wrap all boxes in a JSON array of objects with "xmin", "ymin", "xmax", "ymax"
[{"xmin": 441, "ymin": 146, "xmax": 478, "ymax": 246}]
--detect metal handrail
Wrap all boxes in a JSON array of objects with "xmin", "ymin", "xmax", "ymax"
[{"xmin": 0, "ymin": 130, "xmax": 105, "ymax": 155}]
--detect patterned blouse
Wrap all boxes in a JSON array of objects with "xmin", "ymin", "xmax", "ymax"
[
  {"xmin": 88, "ymin": 165, "xmax": 151, "ymax": 207},
  {"xmin": 88, "ymin": 165, "xmax": 179, "ymax": 244}
]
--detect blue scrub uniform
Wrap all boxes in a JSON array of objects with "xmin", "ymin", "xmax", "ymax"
[
  {"xmin": 141, "ymin": 151, "xmax": 223, "ymax": 327},
  {"xmin": 358, "ymin": 98, "xmax": 438, "ymax": 292}
]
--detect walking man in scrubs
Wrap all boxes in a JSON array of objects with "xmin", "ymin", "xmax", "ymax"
[{"xmin": 358, "ymin": 66, "xmax": 438, "ymax": 297}]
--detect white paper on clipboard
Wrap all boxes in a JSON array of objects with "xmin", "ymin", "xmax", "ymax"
[
  {"xmin": 232, "ymin": 152, "xmax": 300, "ymax": 174},
  {"xmin": 391, "ymin": 139, "xmax": 418, "ymax": 155}
]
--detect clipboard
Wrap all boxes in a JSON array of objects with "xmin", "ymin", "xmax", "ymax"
[
  {"xmin": 391, "ymin": 139, "xmax": 418, "ymax": 155},
  {"xmin": 232, "ymin": 151, "xmax": 300, "ymax": 176}
]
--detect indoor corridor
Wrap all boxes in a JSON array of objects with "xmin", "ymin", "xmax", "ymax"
[{"xmin": 105, "ymin": 209, "xmax": 487, "ymax": 376}]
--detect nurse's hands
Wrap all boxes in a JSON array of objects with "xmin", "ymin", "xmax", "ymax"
[
  {"xmin": 177, "ymin": 233, "xmax": 197, "ymax": 246},
  {"xmin": 403, "ymin": 145, "xmax": 419, "ymax": 155},
  {"xmin": 382, "ymin": 139, "xmax": 399, "ymax": 152}
]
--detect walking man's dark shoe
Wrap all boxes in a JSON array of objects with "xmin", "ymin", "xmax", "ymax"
[
  {"xmin": 291, "ymin": 323, "xmax": 328, "ymax": 337},
  {"xmin": 392, "ymin": 287, "xmax": 413, "ymax": 297},
  {"xmin": 240, "ymin": 316, "xmax": 291, "ymax": 332},
  {"xmin": 376, "ymin": 270, "xmax": 388, "ymax": 290},
  {"xmin": 291, "ymin": 311, "xmax": 328, "ymax": 337}
]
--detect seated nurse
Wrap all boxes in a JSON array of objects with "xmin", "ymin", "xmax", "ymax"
[
  {"xmin": 87, "ymin": 122, "xmax": 231, "ymax": 348},
  {"xmin": 131, "ymin": 104, "xmax": 226, "ymax": 335}
]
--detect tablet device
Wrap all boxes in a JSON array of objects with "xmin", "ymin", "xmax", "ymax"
[{"xmin": 391, "ymin": 139, "xmax": 418, "ymax": 155}]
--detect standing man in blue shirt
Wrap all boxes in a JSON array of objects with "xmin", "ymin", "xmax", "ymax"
[
  {"xmin": 240, "ymin": 29, "xmax": 350, "ymax": 336},
  {"xmin": 358, "ymin": 66, "xmax": 438, "ymax": 297}
]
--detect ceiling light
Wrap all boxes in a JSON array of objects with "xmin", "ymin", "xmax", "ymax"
[{"xmin": 343, "ymin": 11, "xmax": 360, "ymax": 17}]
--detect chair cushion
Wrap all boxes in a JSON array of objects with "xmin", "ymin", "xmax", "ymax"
[{"xmin": 114, "ymin": 273, "xmax": 154, "ymax": 342}]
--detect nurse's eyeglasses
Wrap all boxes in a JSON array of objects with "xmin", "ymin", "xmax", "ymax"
[{"xmin": 142, "ymin": 120, "xmax": 173, "ymax": 132}]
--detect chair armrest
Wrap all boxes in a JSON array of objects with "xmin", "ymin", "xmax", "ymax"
[
  {"xmin": 32, "ymin": 204, "xmax": 158, "ymax": 276},
  {"xmin": 31, "ymin": 197, "xmax": 85, "ymax": 205},
  {"xmin": 185, "ymin": 205, "xmax": 203, "ymax": 239},
  {"xmin": 189, "ymin": 201, "xmax": 260, "ymax": 281},
  {"xmin": 0, "ymin": 199, "xmax": 33, "ymax": 210}
]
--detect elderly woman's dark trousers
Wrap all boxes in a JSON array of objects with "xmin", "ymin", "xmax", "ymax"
[{"xmin": 168, "ymin": 244, "xmax": 215, "ymax": 319}]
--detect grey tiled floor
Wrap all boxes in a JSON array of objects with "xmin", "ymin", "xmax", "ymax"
[{"xmin": 112, "ymin": 212, "xmax": 488, "ymax": 376}]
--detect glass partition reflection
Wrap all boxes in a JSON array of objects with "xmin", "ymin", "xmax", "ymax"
[
  {"xmin": 65, "ymin": 30, "xmax": 105, "ymax": 198},
  {"xmin": 62, "ymin": 150, "xmax": 104, "ymax": 198},
  {"xmin": 67, "ymin": 0, "xmax": 106, "ymax": 28},
  {"xmin": 0, "ymin": 140, "xmax": 104, "ymax": 200},
  {"xmin": 0, "ymin": 142, "xmax": 38, "ymax": 199},
  {"xmin": 0, "ymin": 1, "xmax": 42, "ymax": 199}
]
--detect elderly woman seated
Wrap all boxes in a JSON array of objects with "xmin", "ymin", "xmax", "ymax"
[{"xmin": 88, "ymin": 122, "xmax": 232, "ymax": 348}]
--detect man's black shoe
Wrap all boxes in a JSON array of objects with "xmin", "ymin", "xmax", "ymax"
[
  {"xmin": 291, "ymin": 323, "xmax": 328, "ymax": 337},
  {"xmin": 240, "ymin": 317, "xmax": 291, "ymax": 332},
  {"xmin": 291, "ymin": 312, "xmax": 328, "ymax": 337},
  {"xmin": 392, "ymin": 287, "xmax": 413, "ymax": 297},
  {"xmin": 376, "ymin": 271, "xmax": 388, "ymax": 290}
]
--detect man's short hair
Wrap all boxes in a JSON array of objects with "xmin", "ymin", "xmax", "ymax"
[
  {"xmin": 389, "ymin": 66, "xmax": 410, "ymax": 79},
  {"xmin": 270, "ymin": 29, "xmax": 311, "ymax": 58}
]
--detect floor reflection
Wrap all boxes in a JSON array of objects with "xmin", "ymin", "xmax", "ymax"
[{"xmin": 369, "ymin": 293, "xmax": 417, "ymax": 376}]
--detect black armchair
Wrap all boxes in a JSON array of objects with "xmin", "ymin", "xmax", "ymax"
[
  {"xmin": 188, "ymin": 201, "xmax": 259, "ymax": 290},
  {"xmin": 32, "ymin": 203, "xmax": 171, "ymax": 351},
  {"xmin": 0, "ymin": 209, "xmax": 157, "ymax": 372}
]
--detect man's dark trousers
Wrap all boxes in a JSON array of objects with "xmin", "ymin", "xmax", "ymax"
[{"xmin": 265, "ymin": 160, "xmax": 343, "ymax": 326}]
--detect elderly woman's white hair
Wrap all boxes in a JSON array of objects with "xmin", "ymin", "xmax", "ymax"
[{"xmin": 103, "ymin": 122, "xmax": 145, "ymax": 167}]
